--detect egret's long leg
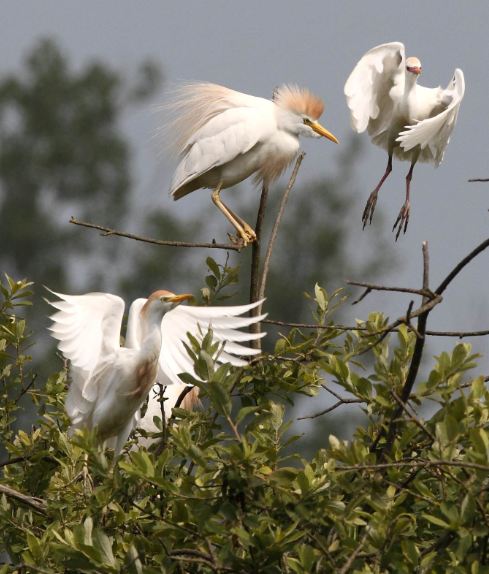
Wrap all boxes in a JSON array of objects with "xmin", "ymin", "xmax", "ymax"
[
  {"xmin": 222, "ymin": 204, "xmax": 257, "ymax": 242},
  {"xmin": 211, "ymin": 184, "xmax": 256, "ymax": 245},
  {"xmin": 393, "ymin": 160, "xmax": 416, "ymax": 240},
  {"xmin": 362, "ymin": 155, "xmax": 393, "ymax": 228}
]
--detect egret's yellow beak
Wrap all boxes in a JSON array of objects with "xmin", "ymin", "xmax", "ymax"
[
  {"xmin": 310, "ymin": 121, "xmax": 339, "ymax": 144},
  {"xmin": 166, "ymin": 293, "xmax": 193, "ymax": 303}
]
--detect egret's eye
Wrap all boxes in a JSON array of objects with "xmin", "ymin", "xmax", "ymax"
[{"xmin": 303, "ymin": 118, "xmax": 311, "ymax": 126}]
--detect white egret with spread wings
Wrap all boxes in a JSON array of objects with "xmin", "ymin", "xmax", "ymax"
[
  {"xmin": 344, "ymin": 42, "xmax": 464, "ymax": 238},
  {"xmin": 48, "ymin": 290, "xmax": 265, "ymax": 455}
]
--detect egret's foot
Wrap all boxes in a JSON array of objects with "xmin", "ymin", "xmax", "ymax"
[
  {"xmin": 392, "ymin": 201, "xmax": 410, "ymax": 241},
  {"xmin": 362, "ymin": 190, "xmax": 379, "ymax": 228},
  {"xmin": 228, "ymin": 233, "xmax": 246, "ymax": 247},
  {"xmin": 241, "ymin": 222, "xmax": 257, "ymax": 243},
  {"xmin": 227, "ymin": 222, "xmax": 256, "ymax": 247}
]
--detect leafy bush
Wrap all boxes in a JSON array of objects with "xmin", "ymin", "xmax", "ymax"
[{"xmin": 1, "ymin": 270, "xmax": 489, "ymax": 573}]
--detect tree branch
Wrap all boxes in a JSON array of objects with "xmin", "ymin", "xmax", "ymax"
[
  {"xmin": 262, "ymin": 318, "xmax": 489, "ymax": 338},
  {"xmin": 374, "ymin": 242, "xmax": 431, "ymax": 453},
  {"xmin": 257, "ymin": 153, "xmax": 305, "ymax": 305},
  {"xmin": 249, "ymin": 184, "xmax": 270, "ymax": 350},
  {"xmin": 0, "ymin": 483, "xmax": 47, "ymax": 514},
  {"xmin": 69, "ymin": 216, "xmax": 241, "ymax": 251}
]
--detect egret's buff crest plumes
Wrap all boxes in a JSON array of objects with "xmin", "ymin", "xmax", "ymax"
[
  {"xmin": 274, "ymin": 84, "xmax": 324, "ymax": 120},
  {"xmin": 141, "ymin": 289, "xmax": 175, "ymax": 316}
]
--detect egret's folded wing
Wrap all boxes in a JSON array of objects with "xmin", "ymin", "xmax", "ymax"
[
  {"xmin": 159, "ymin": 299, "xmax": 267, "ymax": 385},
  {"xmin": 344, "ymin": 42, "xmax": 405, "ymax": 135},
  {"xmin": 397, "ymin": 68, "xmax": 465, "ymax": 165},
  {"xmin": 47, "ymin": 290, "xmax": 125, "ymax": 410},
  {"xmin": 170, "ymin": 105, "xmax": 275, "ymax": 196}
]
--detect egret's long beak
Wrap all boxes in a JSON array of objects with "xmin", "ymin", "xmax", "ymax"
[
  {"xmin": 167, "ymin": 293, "xmax": 193, "ymax": 303},
  {"xmin": 310, "ymin": 121, "xmax": 339, "ymax": 144}
]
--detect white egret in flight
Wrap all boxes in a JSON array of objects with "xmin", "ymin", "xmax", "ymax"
[
  {"xmin": 48, "ymin": 290, "xmax": 265, "ymax": 455},
  {"xmin": 344, "ymin": 42, "xmax": 465, "ymax": 238},
  {"xmin": 166, "ymin": 82, "xmax": 339, "ymax": 246}
]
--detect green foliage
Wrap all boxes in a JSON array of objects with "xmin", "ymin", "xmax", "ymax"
[{"xmin": 2, "ymin": 280, "xmax": 489, "ymax": 573}]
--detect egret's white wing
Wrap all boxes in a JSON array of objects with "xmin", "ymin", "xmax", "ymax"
[
  {"xmin": 170, "ymin": 105, "xmax": 275, "ymax": 196},
  {"xmin": 397, "ymin": 69, "xmax": 465, "ymax": 165},
  {"xmin": 160, "ymin": 299, "xmax": 266, "ymax": 385},
  {"xmin": 47, "ymin": 290, "xmax": 125, "ymax": 419},
  {"xmin": 344, "ymin": 42, "xmax": 405, "ymax": 137},
  {"xmin": 130, "ymin": 299, "xmax": 266, "ymax": 387}
]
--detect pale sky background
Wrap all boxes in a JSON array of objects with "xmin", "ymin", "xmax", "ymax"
[{"xmin": 2, "ymin": 2, "xmax": 489, "ymax": 395}]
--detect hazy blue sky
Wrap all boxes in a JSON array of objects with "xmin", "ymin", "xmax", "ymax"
[{"xmin": 2, "ymin": 1, "xmax": 489, "ymax": 375}]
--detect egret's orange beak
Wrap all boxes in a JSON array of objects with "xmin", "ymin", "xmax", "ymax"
[
  {"xmin": 166, "ymin": 293, "xmax": 193, "ymax": 303},
  {"xmin": 310, "ymin": 121, "xmax": 339, "ymax": 144}
]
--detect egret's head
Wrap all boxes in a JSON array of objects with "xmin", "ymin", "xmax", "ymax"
[
  {"xmin": 274, "ymin": 84, "xmax": 339, "ymax": 144},
  {"xmin": 406, "ymin": 56, "xmax": 422, "ymax": 76},
  {"xmin": 142, "ymin": 290, "xmax": 193, "ymax": 318}
]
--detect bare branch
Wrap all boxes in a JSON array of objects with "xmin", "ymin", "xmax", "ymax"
[
  {"xmin": 390, "ymin": 389, "xmax": 436, "ymax": 442},
  {"xmin": 249, "ymin": 184, "xmax": 270, "ymax": 350},
  {"xmin": 297, "ymin": 396, "xmax": 364, "ymax": 420},
  {"xmin": 435, "ymin": 236, "xmax": 489, "ymax": 296},
  {"xmin": 347, "ymin": 280, "xmax": 433, "ymax": 299},
  {"xmin": 337, "ymin": 459, "xmax": 489, "ymax": 473},
  {"xmin": 339, "ymin": 530, "xmax": 369, "ymax": 574},
  {"xmin": 257, "ymin": 153, "xmax": 305, "ymax": 305},
  {"xmin": 0, "ymin": 483, "xmax": 47, "ymax": 514},
  {"xmin": 70, "ymin": 216, "xmax": 241, "ymax": 251},
  {"xmin": 263, "ymin": 318, "xmax": 489, "ymax": 338},
  {"xmin": 468, "ymin": 178, "xmax": 489, "ymax": 182},
  {"xmin": 374, "ymin": 242, "xmax": 431, "ymax": 453}
]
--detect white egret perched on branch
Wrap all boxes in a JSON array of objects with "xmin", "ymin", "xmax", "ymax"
[
  {"xmin": 48, "ymin": 290, "xmax": 266, "ymax": 455},
  {"xmin": 344, "ymin": 42, "xmax": 465, "ymax": 238},
  {"xmin": 165, "ymin": 82, "xmax": 339, "ymax": 246}
]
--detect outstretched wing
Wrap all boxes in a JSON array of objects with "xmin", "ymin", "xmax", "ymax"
[
  {"xmin": 47, "ymin": 290, "xmax": 125, "ymax": 424},
  {"xmin": 344, "ymin": 42, "xmax": 405, "ymax": 138},
  {"xmin": 136, "ymin": 299, "xmax": 266, "ymax": 441},
  {"xmin": 159, "ymin": 299, "xmax": 266, "ymax": 386},
  {"xmin": 396, "ymin": 68, "xmax": 465, "ymax": 165}
]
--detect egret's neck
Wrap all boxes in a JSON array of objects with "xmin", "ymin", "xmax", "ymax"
[
  {"xmin": 404, "ymin": 72, "xmax": 419, "ymax": 95},
  {"xmin": 139, "ymin": 312, "xmax": 164, "ymax": 357}
]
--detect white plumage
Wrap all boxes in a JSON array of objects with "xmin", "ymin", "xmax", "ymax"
[
  {"xmin": 165, "ymin": 82, "xmax": 338, "ymax": 246},
  {"xmin": 48, "ymin": 289, "xmax": 266, "ymax": 454},
  {"xmin": 344, "ymin": 42, "xmax": 464, "ymax": 237}
]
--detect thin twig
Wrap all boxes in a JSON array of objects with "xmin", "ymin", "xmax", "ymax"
[
  {"xmin": 0, "ymin": 455, "xmax": 31, "ymax": 469},
  {"xmin": 257, "ymin": 153, "xmax": 305, "ymax": 306},
  {"xmin": 347, "ymin": 280, "xmax": 433, "ymax": 299},
  {"xmin": 0, "ymin": 484, "xmax": 47, "ymax": 514},
  {"xmin": 435, "ymin": 236, "xmax": 489, "ymax": 296},
  {"xmin": 336, "ymin": 459, "xmax": 489, "ymax": 473},
  {"xmin": 390, "ymin": 390, "xmax": 436, "ymax": 442},
  {"xmin": 468, "ymin": 178, "xmax": 489, "ymax": 182},
  {"xmin": 249, "ymin": 184, "xmax": 270, "ymax": 350},
  {"xmin": 298, "ymin": 397, "xmax": 364, "ymax": 420},
  {"xmin": 69, "ymin": 216, "xmax": 241, "ymax": 251},
  {"xmin": 375, "ymin": 242, "xmax": 431, "ymax": 453},
  {"xmin": 339, "ymin": 530, "xmax": 369, "ymax": 574},
  {"xmin": 262, "ymin": 318, "xmax": 489, "ymax": 338}
]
